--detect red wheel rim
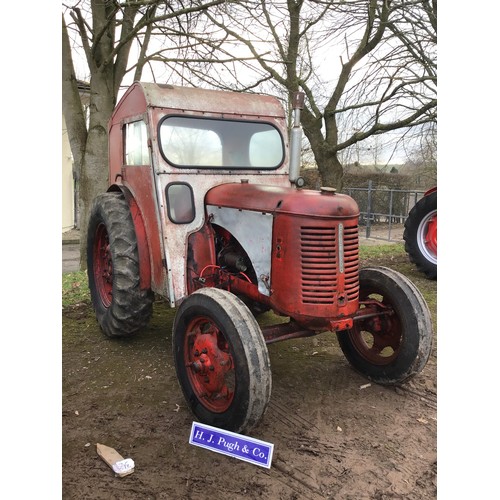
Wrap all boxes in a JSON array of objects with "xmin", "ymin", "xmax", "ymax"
[
  {"xmin": 93, "ymin": 223, "xmax": 113, "ymax": 307},
  {"xmin": 184, "ymin": 317, "xmax": 235, "ymax": 412},
  {"xmin": 349, "ymin": 293, "xmax": 402, "ymax": 365},
  {"xmin": 425, "ymin": 213, "xmax": 437, "ymax": 256},
  {"xmin": 417, "ymin": 211, "xmax": 437, "ymax": 264}
]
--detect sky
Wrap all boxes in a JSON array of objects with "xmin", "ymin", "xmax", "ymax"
[{"xmin": 2, "ymin": 2, "xmax": 500, "ymax": 497}]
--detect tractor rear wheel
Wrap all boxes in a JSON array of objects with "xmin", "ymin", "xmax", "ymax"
[
  {"xmin": 173, "ymin": 287, "xmax": 272, "ymax": 434},
  {"xmin": 337, "ymin": 266, "xmax": 433, "ymax": 385},
  {"xmin": 403, "ymin": 191, "xmax": 437, "ymax": 279},
  {"xmin": 87, "ymin": 192, "xmax": 154, "ymax": 338}
]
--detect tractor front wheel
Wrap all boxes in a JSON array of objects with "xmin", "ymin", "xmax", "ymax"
[
  {"xmin": 87, "ymin": 192, "xmax": 154, "ymax": 338},
  {"xmin": 337, "ymin": 266, "xmax": 433, "ymax": 385},
  {"xmin": 173, "ymin": 287, "xmax": 272, "ymax": 434}
]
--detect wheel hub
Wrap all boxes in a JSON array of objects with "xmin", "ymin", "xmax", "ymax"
[
  {"xmin": 185, "ymin": 318, "xmax": 234, "ymax": 412},
  {"xmin": 351, "ymin": 299, "xmax": 402, "ymax": 365}
]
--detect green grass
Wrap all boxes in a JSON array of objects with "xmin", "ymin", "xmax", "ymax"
[
  {"xmin": 62, "ymin": 271, "xmax": 90, "ymax": 307},
  {"xmin": 359, "ymin": 242, "xmax": 406, "ymax": 259}
]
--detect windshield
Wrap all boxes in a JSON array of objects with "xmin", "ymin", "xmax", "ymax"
[{"xmin": 159, "ymin": 116, "xmax": 284, "ymax": 169}]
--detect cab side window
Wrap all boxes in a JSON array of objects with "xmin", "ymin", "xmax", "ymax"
[
  {"xmin": 166, "ymin": 183, "xmax": 195, "ymax": 224},
  {"xmin": 124, "ymin": 120, "xmax": 149, "ymax": 165}
]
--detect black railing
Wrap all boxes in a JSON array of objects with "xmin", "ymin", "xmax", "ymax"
[{"xmin": 342, "ymin": 181, "xmax": 426, "ymax": 241}]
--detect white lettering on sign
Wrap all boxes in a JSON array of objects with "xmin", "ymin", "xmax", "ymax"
[{"xmin": 189, "ymin": 422, "xmax": 274, "ymax": 468}]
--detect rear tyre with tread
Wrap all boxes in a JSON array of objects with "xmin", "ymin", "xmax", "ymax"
[
  {"xmin": 87, "ymin": 192, "xmax": 153, "ymax": 338},
  {"xmin": 403, "ymin": 191, "xmax": 437, "ymax": 279}
]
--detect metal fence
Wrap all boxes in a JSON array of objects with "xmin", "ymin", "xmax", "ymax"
[{"xmin": 342, "ymin": 180, "xmax": 426, "ymax": 241}]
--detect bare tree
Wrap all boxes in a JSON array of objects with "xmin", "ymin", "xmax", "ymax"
[
  {"xmin": 62, "ymin": 0, "xmax": 226, "ymax": 268},
  {"xmin": 401, "ymin": 121, "xmax": 437, "ymax": 188},
  {"xmin": 169, "ymin": 0, "xmax": 437, "ymax": 189}
]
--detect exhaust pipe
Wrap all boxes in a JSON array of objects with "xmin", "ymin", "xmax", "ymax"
[{"xmin": 289, "ymin": 91, "xmax": 305, "ymax": 187}]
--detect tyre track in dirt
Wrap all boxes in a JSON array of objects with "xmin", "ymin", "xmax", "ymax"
[
  {"xmin": 263, "ymin": 393, "xmax": 362, "ymax": 499},
  {"xmin": 264, "ymin": 398, "xmax": 324, "ymax": 498},
  {"xmin": 394, "ymin": 384, "xmax": 437, "ymax": 410}
]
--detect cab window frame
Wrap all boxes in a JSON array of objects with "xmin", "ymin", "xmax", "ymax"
[{"xmin": 157, "ymin": 114, "xmax": 285, "ymax": 170}]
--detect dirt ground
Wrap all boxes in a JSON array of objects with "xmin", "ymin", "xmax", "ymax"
[{"xmin": 62, "ymin": 252, "xmax": 437, "ymax": 499}]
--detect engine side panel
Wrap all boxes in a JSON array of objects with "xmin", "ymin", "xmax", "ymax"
[{"xmin": 206, "ymin": 205, "xmax": 274, "ymax": 296}]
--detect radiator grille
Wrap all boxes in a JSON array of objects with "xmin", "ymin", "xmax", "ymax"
[
  {"xmin": 300, "ymin": 225, "xmax": 359, "ymax": 304},
  {"xmin": 343, "ymin": 225, "xmax": 360, "ymax": 300}
]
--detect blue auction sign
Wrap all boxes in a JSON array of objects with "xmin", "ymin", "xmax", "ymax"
[{"xmin": 189, "ymin": 422, "xmax": 274, "ymax": 469}]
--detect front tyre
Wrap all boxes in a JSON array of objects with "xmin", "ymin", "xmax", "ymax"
[
  {"xmin": 173, "ymin": 288, "xmax": 272, "ymax": 434},
  {"xmin": 87, "ymin": 192, "xmax": 153, "ymax": 338},
  {"xmin": 403, "ymin": 191, "xmax": 437, "ymax": 279},
  {"xmin": 337, "ymin": 267, "xmax": 433, "ymax": 385}
]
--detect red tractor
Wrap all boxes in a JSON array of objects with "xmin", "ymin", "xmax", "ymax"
[
  {"xmin": 403, "ymin": 187, "xmax": 437, "ymax": 280},
  {"xmin": 87, "ymin": 82, "xmax": 433, "ymax": 434}
]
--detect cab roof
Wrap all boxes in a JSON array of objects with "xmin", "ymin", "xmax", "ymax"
[{"xmin": 111, "ymin": 82, "xmax": 286, "ymax": 124}]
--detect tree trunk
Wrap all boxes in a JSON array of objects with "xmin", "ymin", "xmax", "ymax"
[
  {"xmin": 315, "ymin": 151, "xmax": 344, "ymax": 191},
  {"xmin": 62, "ymin": 14, "xmax": 87, "ymax": 218},
  {"xmin": 79, "ymin": 71, "xmax": 116, "ymax": 270},
  {"xmin": 301, "ymin": 111, "xmax": 344, "ymax": 190}
]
